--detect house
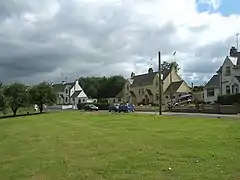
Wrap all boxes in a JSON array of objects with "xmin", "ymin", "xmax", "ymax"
[
  {"xmin": 52, "ymin": 81, "xmax": 74, "ymax": 105},
  {"xmin": 204, "ymin": 46, "xmax": 240, "ymax": 103},
  {"xmin": 70, "ymin": 79, "xmax": 88, "ymax": 107},
  {"xmin": 52, "ymin": 79, "xmax": 88, "ymax": 107},
  {"xmin": 103, "ymin": 90, "xmax": 124, "ymax": 104},
  {"xmin": 203, "ymin": 75, "xmax": 220, "ymax": 103},
  {"xmin": 122, "ymin": 66, "xmax": 191, "ymax": 105}
]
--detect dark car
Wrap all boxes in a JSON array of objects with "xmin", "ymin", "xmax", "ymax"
[
  {"xmin": 109, "ymin": 103, "xmax": 119, "ymax": 112},
  {"xmin": 118, "ymin": 103, "xmax": 135, "ymax": 113},
  {"xmin": 84, "ymin": 104, "xmax": 99, "ymax": 111}
]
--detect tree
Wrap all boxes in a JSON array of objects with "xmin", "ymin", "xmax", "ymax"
[
  {"xmin": 161, "ymin": 61, "xmax": 180, "ymax": 72},
  {"xmin": 0, "ymin": 82, "xmax": 7, "ymax": 113},
  {"xmin": 79, "ymin": 76, "xmax": 126, "ymax": 98},
  {"xmin": 29, "ymin": 82, "xmax": 56, "ymax": 113},
  {"xmin": 3, "ymin": 82, "xmax": 28, "ymax": 116}
]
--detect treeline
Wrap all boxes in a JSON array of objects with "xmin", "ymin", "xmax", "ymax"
[
  {"xmin": 78, "ymin": 75, "xmax": 126, "ymax": 98},
  {"xmin": 0, "ymin": 82, "xmax": 56, "ymax": 116}
]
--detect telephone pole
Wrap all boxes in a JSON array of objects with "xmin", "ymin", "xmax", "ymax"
[
  {"xmin": 158, "ymin": 51, "xmax": 162, "ymax": 115},
  {"xmin": 236, "ymin": 33, "xmax": 239, "ymax": 50}
]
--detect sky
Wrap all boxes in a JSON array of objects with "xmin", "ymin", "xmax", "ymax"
[{"xmin": 0, "ymin": 0, "xmax": 240, "ymax": 85}]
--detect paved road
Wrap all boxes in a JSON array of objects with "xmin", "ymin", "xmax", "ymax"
[{"xmin": 47, "ymin": 107, "xmax": 240, "ymax": 119}]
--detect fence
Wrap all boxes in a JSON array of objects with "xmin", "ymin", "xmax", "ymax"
[{"xmin": 171, "ymin": 103, "xmax": 240, "ymax": 114}]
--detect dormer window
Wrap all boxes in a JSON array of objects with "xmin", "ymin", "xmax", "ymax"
[{"xmin": 225, "ymin": 66, "xmax": 231, "ymax": 76}]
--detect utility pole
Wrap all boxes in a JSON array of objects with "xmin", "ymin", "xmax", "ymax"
[
  {"xmin": 158, "ymin": 51, "xmax": 162, "ymax": 115},
  {"xmin": 169, "ymin": 51, "xmax": 176, "ymax": 110},
  {"xmin": 236, "ymin": 33, "xmax": 239, "ymax": 51}
]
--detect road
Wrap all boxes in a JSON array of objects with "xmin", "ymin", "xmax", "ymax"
[{"xmin": 47, "ymin": 107, "xmax": 240, "ymax": 119}]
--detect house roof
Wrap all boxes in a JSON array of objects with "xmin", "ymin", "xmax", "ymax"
[
  {"xmin": 130, "ymin": 69, "xmax": 170, "ymax": 87},
  {"xmin": 164, "ymin": 80, "xmax": 183, "ymax": 94},
  {"xmin": 217, "ymin": 56, "xmax": 239, "ymax": 73},
  {"xmin": 130, "ymin": 90, "xmax": 136, "ymax": 97},
  {"xmin": 71, "ymin": 90, "xmax": 82, "ymax": 98},
  {"xmin": 204, "ymin": 74, "xmax": 219, "ymax": 88},
  {"xmin": 146, "ymin": 89, "xmax": 153, "ymax": 96},
  {"xmin": 52, "ymin": 82, "xmax": 74, "ymax": 92},
  {"xmin": 115, "ymin": 90, "xmax": 123, "ymax": 98},
  {"xmin": 235, "ymin": 76, "xmax": 240, "ymax": 83}
]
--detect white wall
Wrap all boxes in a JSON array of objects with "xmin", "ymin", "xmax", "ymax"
[
  {"xmin": 204, "ymin": 88, "xmax": 220, "ymax": 103},
  {"xmin": 221, "ymin": 76, "xmax": 240, "ymax": 95}
]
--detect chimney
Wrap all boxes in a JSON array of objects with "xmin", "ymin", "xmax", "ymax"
[
  {"xmin": 131, "ymin": 72, "xmax": 135, "ymax": 78},
  {"xmin": 148, "ymin": 68, "xmax": 153, "ymax": 74},
  {"xmin": 230, "ymin": 46, "xmax": 238, "ymax": 57}
]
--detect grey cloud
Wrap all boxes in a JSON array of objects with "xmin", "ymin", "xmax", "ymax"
[{"xmin": 0, "ymin": 0, "xmax": 233, "ymax": 85}]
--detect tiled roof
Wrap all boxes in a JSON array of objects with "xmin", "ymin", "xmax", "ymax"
[
  {"xmin": 71, "ymin": 90, "xmax": 82, "ymax": 98},
  {"xmin": 164, "ymin": 80, "xmax": 183, "ymax": 94},
  {"xmin": 130, "ymin": 69, "xmax": 170, "ymax": 87},
  {"xmin": 52, "ymin": 82, "xmax": 74, "ymax": 92},
  {"xmin": 235, "ymin": 76, "xmax": 240, "ymax": 83},
  {"xmin": 146, "ymin": 89, "xmax": 153, "ymax": 95},
  {"xmin": 204, "ymin": 75, "xmax": 219, "ymax": 88}
]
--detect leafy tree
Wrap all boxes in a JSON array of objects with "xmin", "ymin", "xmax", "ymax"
[
  {"xmin": 29, "ymin": 82, "xmax": 56, "ymax": 113},
  {"xmin": 3, "ymin": 82, "xmax": 28, "ymax": 116},
  {"xmin": 161, "ymin": 61, "xmax": 180, "ymax": 72},
  {"xmin": 0, "ymin": 82, "xmax": 7, "ymax": 113},
  {"xmin": 79, "ymin": 76, "xmax": 126, "ymax": 98}
]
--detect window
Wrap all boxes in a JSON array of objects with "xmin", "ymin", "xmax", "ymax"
[
  {"xmin": 156, "ymin": 94, "xmax": 159, "ymax": 101},
  {"xmin": 126, "ymin": 85, "xmax": 129, "ymax": 90},
  {"xmin": 156, "ymin": 81, "xmax": 158, "ymax": 86},
  {"xmin": 78, "ymin": 99, "xmax": 81, "ymax": 103},
  {"xmin": 142, "ymin": 88, "xmax": 144, "ymax": 94},
  {"xmin": 113, "ymin": 99, "xmax": 116, "ymax": 103},
  {"xmin": 225, "ymin": 66, "xmax": 231, "ymax": 76},
  {"xmin": 166, "ymin": 96, "xmax": 169, "ymax": 99},
  {"xmin": 232, "ymin": 85, "xmax": 239, "ymax": 94},
  {"xmin": 226, "ymin": 85, "xmax": 230, "ymax": 94},
  {"xmin": 207, "ymin": 88, "xmax": 215, "ymax": 97},
  {"xmin": 179, "ymin": 94, "xmax": 182, "ymax": 97},
  {"xmin": 173, "ymin": 95, "xmax": 175, "ymax": 99},
  {"xmin": 82, "ymin": 99, "xmax": 85, "ymax": 102},
  {"xmin": 139, "ymin": 89, "xmax": 141, "ymax": 94},
  {"xmin": 65, "ymin": 97, "xmax": 68, "ymax": 103},
  {"xmin": 65, "ymin": 89, "xmax": 68, "ymax": 94},
  {"xmin": 118, "ymin": 98, "xmax": 121, "ymax": 102}
]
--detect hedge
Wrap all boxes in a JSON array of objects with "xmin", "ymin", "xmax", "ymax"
[
  {"xmin": 77, "ymin": 103, "xmax": 110, "ymax": 110},
  {"xmin": 216, "ymin": 93, "xmax": 240, "ymax": 105}
]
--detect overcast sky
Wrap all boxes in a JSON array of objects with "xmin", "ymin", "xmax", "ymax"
[{"xmin": 0, "ymin": 0, "xmax": 240, "ymax": 85}]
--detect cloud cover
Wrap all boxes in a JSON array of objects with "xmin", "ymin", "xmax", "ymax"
[{"xmin": 0, "ymin": 0, "xmax": 240, "ymax": 85}]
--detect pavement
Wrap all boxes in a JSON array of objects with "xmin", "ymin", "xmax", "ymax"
[
  {"xmin": 135, "ymin": 111, "xmax": 240, "ymax": 119},
  {"xmin": 46, "ymin": 107, "xmax": 240, "ymax": 119}
]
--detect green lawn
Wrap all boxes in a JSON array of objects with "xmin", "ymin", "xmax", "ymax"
[{"xmin": 0, "ymin": 111, "xmax": 240, "ymax": 180}]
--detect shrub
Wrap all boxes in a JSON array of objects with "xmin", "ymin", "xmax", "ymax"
[{"xmin": 217, "ymin": 93, "xmax": 240, "ymax": 105}]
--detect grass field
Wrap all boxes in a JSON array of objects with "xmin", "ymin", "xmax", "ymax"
[{"xmin": 0, "ymin": 111, "xmax": 240, "ymax": 180}]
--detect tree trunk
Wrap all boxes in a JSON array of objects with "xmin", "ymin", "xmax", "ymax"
[
  {"xmin": 11, "ymin": 107, "xmax": 18, "ymax": 116},
  {"xmin": 39, "ymin": 104, "xmax": 43, "ymax": 113}
]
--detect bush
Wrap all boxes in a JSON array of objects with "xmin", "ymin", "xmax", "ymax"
[
  {"xmin": 77, "ymin": 103, "xmax": 110, "ymax": 110},
  {"xmin": 217, "ymin": 93, "xmax": 240, "ymax": 105}
]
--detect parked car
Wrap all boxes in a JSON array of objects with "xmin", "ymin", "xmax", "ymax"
[
  {"xmin": 118, "ymin": 103, "xmax": 135, "ymax": 113},
  {"xmin": 84, "ymin": 104, "xmax": 99, "ymax": 111},
  {"xmin": 109, "ymin": 103, "xmax": 119, "ymax": 112}
]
